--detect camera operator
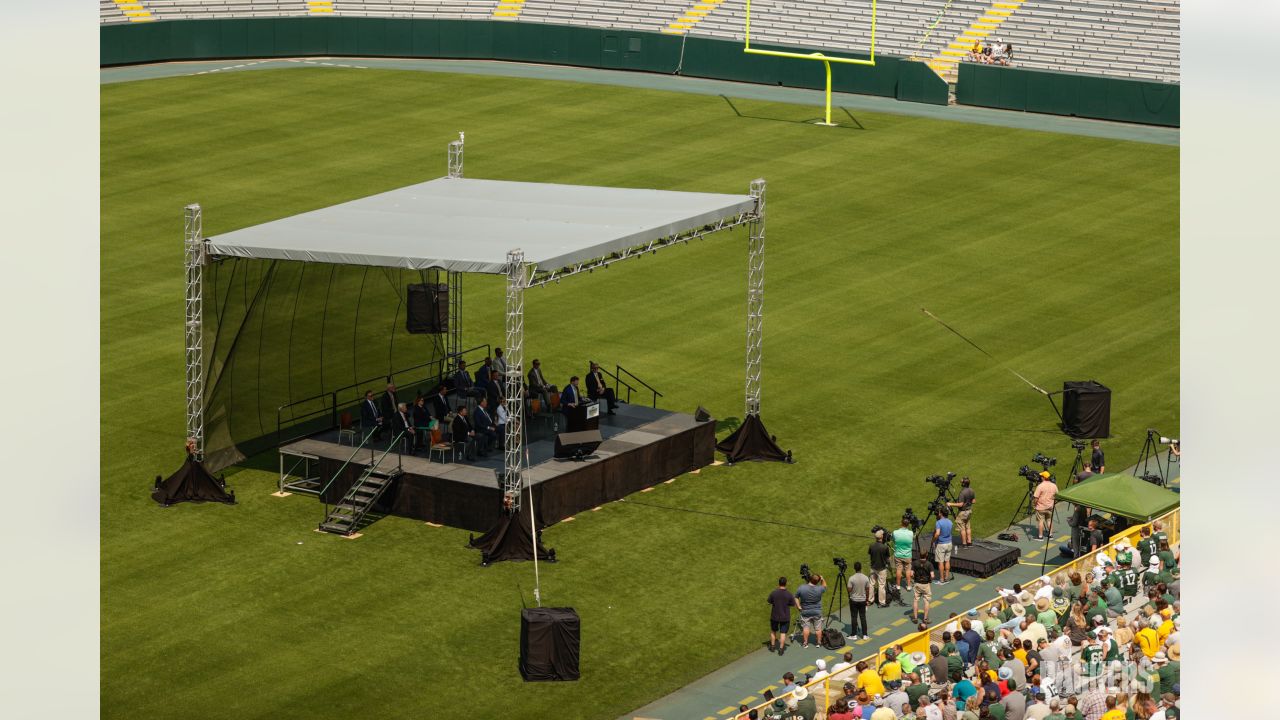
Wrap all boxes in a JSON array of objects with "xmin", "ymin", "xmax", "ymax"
[
  {"xmin": 847, "ymin": 561, "xmax": 870, "ymax": 641},
  {"xmin": 947, "ymin": 477, "xmax": 976, "ymax": 547},
  {"xmin": 868, "ymin": 530, "xmax": 891, "ymax": 607},
  {"xmin": 1091, "ymin": 440, "xmax": 1105, "ymax": 474},
  {"xmin": 932, "ymin": 508, "xmax": 954, "ymax": 585},
  {"xmin": 911, "ymin": 554, "xmax": 935, "ymax": 624},
  {"xmin": 796, "ymin": 571, "xmax": 827, "ymax": 648},
  {"xmin": 1032, "ymin": 471, "xmax": 1057, "ymax": 541}
]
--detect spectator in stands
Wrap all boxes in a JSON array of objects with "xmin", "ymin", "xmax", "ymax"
[
  {"xmin": 868, "ymin": 694, "xmax": 896, "ymax": 720},
  {"xmin": 780, "ymin": 671, "xmax": 798, "ymax": 696},
  {"xmin": 869, "ymin": 529, "xmax": 892, "ymax": 607},
  {"xmin": 1033, "ymin": 472, "xmax": 1057, "ymax": 540},
  {"xmin": 1002, "ymin": 44, "xmax": 1014, "ymax": 66},
  {"xmin": 832, "ymin": 651, "xmax": 855, "ymax": 675},
  {"xmin": 360, "ymin": 390, "xmax": 383, "ymax": 441},
  {"xmin": 990, "ymin": 39, "xmax": 1006, "ymax": 65},
  {"xmin": 1026, "ymin": 693, "xmax": 1051, "ymax": 720},
  {"xmin": 766, "ymin": 576, "xmax": 798, "ymax": 655},
  {"xmin": 948, "ymin": 476, "xmax": 976, "ymax": 547},
  {"xmin": 826, "ymin": 698, "xmax": 854, "ymax": 720},
  {"xmin": 585, "ymin": 361, "xmax": 619, "ymax": 414},
  {"xmin": 856, "ymin": 660, "xmax": 886, "ymax": 698},
  {"xmin": 969, "ymin": 39, "xmax": 984, "ymax": 63},
  {"xmin": 450, "ymin": 404, "xmax": 475, "ymax": 460},
  {"xmin": 794, "ymin": 685, "xmax": 817, "ymax": 720},
  {"xmin": 1085, "ymin": 518, "xmax": 1106, "ymax": 553}
]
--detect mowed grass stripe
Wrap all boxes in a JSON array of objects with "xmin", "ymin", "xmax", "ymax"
[{"xmin": 101, "ymin": 68, "xmax": 1177, "ymax": 720}]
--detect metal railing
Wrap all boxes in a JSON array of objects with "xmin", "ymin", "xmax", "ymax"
[
  {"xmin": 614, "ymin": 364, "xmax": 663, "ymax": 408},
  {"xmin": 274, "ymin": 343, "xmax": 491, "ymax": 448},
  {"xmin": 320, "ymin": 429, "xmax": 406, "ymax": 524},
  {"xmin": 725, "ymin": 506, "xmax": 1181, "ymax": 719}
]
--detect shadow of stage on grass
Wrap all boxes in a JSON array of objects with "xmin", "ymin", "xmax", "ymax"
[
  {"xmin": 720, "ymin": 95, "xmax": 866, "ymax": 130},
  {"xmin": 715, "ymin": 416, "xmax": 742, "ymax": 434}
]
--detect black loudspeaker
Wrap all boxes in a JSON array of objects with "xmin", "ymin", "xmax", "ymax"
[
  {"xmin": 406, "ymin": 283, "xmax": 448, "ymax": 334},
  {"xmin": 1061, "ymin": 380, "xmax": 1111, "ymax": 438},
  {"xmin": 694, "ymin": 406, "xmax": 713, "ymax": 423},
  {"xmin": 553, "ymin": 430, "xmax": 602, "ymax": 459},
  {"xmin": 520, "ymin": 607, "xmax": 580, "ymax": 681}
]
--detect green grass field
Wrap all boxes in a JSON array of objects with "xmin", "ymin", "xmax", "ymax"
[{"xmin": 101, "ymin": 67, "xmax": 1178, "ymax": 719}]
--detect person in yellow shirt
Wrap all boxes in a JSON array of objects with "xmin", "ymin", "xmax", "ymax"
[
  {"xmin": 1157, "ymin": 610, "xmax": 1175, "ymax": 645},
  {"xmin": 879, "ymin": 650, "xmax": 903, "ymax": 688},
  {"xmin": 1135, "ymin": 616, "xmax": 1161, "ymax": 658},
  {"xmin": 856, "ymin": 659, "xmax": 886, "ymax": 698}
]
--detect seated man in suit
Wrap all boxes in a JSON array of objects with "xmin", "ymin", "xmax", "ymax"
[
  {"xmin": 360, "ymin": 390, "xmax": 383, "ymax": 441},
  {"xmin": 427, "ymin": 384, "xmax": 451, "ymax": 422},
  {"xmin": 394, "ymin": 402, "xmax": 416, "ymax": 452},
  {"xmin": 450, "ymin": 405, "xmax": 476, "ymax": 461},
  {"xmin": 453, "ymin": 360, "xmax": 481, "ymax": 401},
  {"xmin": 585, "ymin": 361, "xmax": 618, "ymax": 415},
  {"xmin": 527, "ymin": 358, "xmax": 553, "ymax": 411},
  {"xmin": 379, "ymin": 382, "xmax": 399, "ymax": 441},
  {"xmin": 472, "ymin": 397, "xmax": 498, "ymax": 456}
]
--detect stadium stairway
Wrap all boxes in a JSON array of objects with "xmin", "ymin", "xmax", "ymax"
[
  {"xmin": 663, "ymin": 0, "xmax": 727, "ymax": 35},
  {"xmin": 494, "ymin": 0, "xmax": 525, "ymax": 19},
  {"xmin": 318, "ymin": 461, "xmax": 401, "ymax": 536},
  {"xmin": 308, "ymin": 0, "xmax": 334, "ymax": 14},
  {"xmin": 112, "ymin": 0, "xmax": 155, "ymax": 23},
  {"xmin": 929, "ymin": 0, "xmax": 1025, "ymax": 82}
]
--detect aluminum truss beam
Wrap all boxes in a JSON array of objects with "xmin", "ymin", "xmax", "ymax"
[
  {"xmin": 447, "ymin": 132, "xmax": 464, "ymax": 179},
  {"xmin": 184, "ymin": 203, "xmax": 207, "ymax": 461},
  {"xmin": 526, "ymin": 211, "xmax": 754, "ymax": 289},
  {"xmin": 745, "ymin": 179, "xmax": 766, "ymax": 417},
  {"xmin": 446, "ymin": 133, "xmax": 465, "ymax": 361},
  {"xmin": 502, "ymin": 249, "xmax": 528, "ymax": 512}
]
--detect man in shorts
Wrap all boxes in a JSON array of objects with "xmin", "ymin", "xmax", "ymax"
[
  {"xmin": 892, "ymin": 517, "xmax": 915, "ymax": 591},
  {"xmin": 911, "ymin": 555, "xmax": 935, "ymax": 624},
  {"xmin": 948, "ymin": 476, "xmax": 976, "ymax": 547},
  {"xmin": 796, "ymin": 572, "xmax": 827, "ymax": 648},
  {"xmin": 933, "ymin": 508, "xmax": 954, "ymax": 584},
  {"xmin": 1033, "ymin": 471, "xmax": 1057, "ymax": 540},
  {"xmin": 767, "ymin": 576, "xmax": 799, "ymax": 655}
]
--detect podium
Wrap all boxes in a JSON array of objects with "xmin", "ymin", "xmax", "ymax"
[{"xmin": 564, "ymin": 401, "xmax": 600, "ymax": 433}]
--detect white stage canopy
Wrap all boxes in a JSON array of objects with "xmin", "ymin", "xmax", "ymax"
[{"xmin": 205, "ymin": 177, "xmax": 756, "ymax": 275}]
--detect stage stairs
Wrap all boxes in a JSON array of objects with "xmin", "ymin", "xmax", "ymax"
[{"xmin": 318, "ymin": 432, "xmax": 405, "ymax": 536}]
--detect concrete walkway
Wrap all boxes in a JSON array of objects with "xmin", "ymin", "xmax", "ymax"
[
  {"xmin": 626, "ymin": 461, "xmax": 1180, "ymax": 720},
  {"xmin": 100, "ymin": 57, "xmax": 1178, "ymax": 146}
]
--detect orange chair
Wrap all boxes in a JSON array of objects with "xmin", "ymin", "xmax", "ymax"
[
  {"xmin": 429, "ymin": 427, "xmax": 453, "ymax": 464},
  {"xmin": 338, "ymin": 411, "xmax": 357, "ymax": 446}
]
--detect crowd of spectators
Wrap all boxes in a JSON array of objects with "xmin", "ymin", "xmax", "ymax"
[
  {"xmin": 745, "ymin": 520, "xmax": 1180, "ymax": 720},
  {"xmin": 967, "ymin": 38, "xmax": 1014, "ymax": 66}
]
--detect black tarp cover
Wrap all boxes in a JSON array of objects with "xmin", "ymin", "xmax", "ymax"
[
  {"xmin": 469, "ymin": 504, "xmax": 555, "ymax": 564},
  {"xmin": 715, "ymin": 413, "xmax": 789, "ymax": 463},
  {"xmin": 152, "ymin": 456, "xmax": 236, "ymax": 507},
  {"xmin": 1061, "ymin": 380, "xmax": 1112, "ymax": 438},
  {"xmin": 520, "ymin": 607, "xmax": 581, "ymax": 681}
]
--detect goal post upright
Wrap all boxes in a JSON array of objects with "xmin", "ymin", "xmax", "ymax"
[{"xmin": 743, "ymin": 0, "xmax": 877, "ymax": 126}]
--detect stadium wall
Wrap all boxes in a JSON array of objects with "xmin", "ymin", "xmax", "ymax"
[
  {"xmin": 957, "ymin": 62, "xmax": 1179, "ymax": 127},
  {"xmin": 99, "ymin": 18, "xmax": 950, "ymax": 106}
]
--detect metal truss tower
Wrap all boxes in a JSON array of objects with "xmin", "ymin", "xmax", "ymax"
[
  {"xmin": 502, "ymin": 249, "xmax": 528, "ymax": 511},
  {"xmin": 184, "ymin": 203, "xmax": 207, "ymax": 461},
  {"xmin": 745, "ymin": 179, "xmax": 766, "ymax": 417}
]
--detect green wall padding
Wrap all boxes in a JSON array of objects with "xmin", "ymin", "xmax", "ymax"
[{"xmin": 957, "ymin": 62, "xmax": 1178, "ymax": 127}]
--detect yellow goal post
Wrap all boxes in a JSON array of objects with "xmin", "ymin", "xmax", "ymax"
[{"xmin": 743, "ymin": 0, "xmax": 878, "ymax": 126}]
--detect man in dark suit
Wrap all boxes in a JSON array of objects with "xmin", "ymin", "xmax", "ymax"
[
  {"xmin": 473, "ymin": 397, "xmax": 498, "ymax": 456},
  {"xmin": 411, "ymin": 395, "xmax": 431, "ymax": 450},
  {"xmin": 527, "ymin": 358, "xmax": 552, "ymax": 410},
  {"xmin": 453, "ymin": 360, "xmax": 479, "ymax": 402},
  {"xmin": 393, "ymin": 402, "xmax": 416, "ymax": 452},
  {"xmin": 560, "ymin": 376, "xmax": 581, "ymax": 416},
  {"xmin": 379, "ymin": 382, "xmax": 398, "ymax": 441},
  {"xmin": 486, "ymin": 369, "xmax": 504, "ymax": 413},
  {"xmin": 427, "ymin": 384, "xmax": 450, "ymax": 422},
  {"xmin": 451, "ymin": 405, "xmax": 476, "ymax": 461},
  {"xmin": 473, "ymin": 357, "xmax": 494, "ymax": 394},
  {"xmin": 586, "ymin": 361, "xmax": 618, "ymax": 415},
  {"xmin": 360, "ymin": 390, "xmax": 383, "ymax": 441}
]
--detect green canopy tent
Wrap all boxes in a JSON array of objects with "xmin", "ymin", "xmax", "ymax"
[{"xmin": 1055, "ymin": 472, "xmax": 1180, "ymax": 521}]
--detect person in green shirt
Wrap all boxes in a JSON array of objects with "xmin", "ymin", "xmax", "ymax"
[
  {"xmin": 1102, "ymin": 580, "xmax": 1124, "ymax": 617},
  {"xmin": 1035, "ymin": 597, "xmax": 1058, "ymax": 629},
  {"xmin": 1156, "ymin": 542, "xmax": 1177, "ymax": 570},
  {"xmin": 1044, "ymin": 697, "xmax": 1068, "ymax": 720},
  {"xmin": 903, "ymin": 672, "xmax": 929, "ymax": 708},
  {"xmin": 1153, "ymin": 651, "xmax": 1179, "ymax": 696},
  {"xmin": 1116, "ymin": 562, "xmax": 1140, "ymax": 600},
  {"xmin": 979, "ymin": 631, "xmax": 1001, "ymax": 668},
  {"xmin": 1135, "ymin": 526, "xmax": 1156, "ymax": 568},
  {"xmin": 891, "ymin": 518, "xmax": 914, "ymax": 590}
]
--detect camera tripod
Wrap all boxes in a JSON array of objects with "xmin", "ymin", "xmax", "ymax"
[
  {"xmin": 823, "ymin": 566, "xmax": 850, "ymax": 638},
  {"xmin": 1007, "ymin": 478, "xmax": 1039, "ymax": 532},
  {"xmin": 1133, "ymin": 429, "xmax": 1172, "ymax": 487},
  {"xmin": 1066, "ymin": 444, "xmax": 1086, "ymax": 482}
]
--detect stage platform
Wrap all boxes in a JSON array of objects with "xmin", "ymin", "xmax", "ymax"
[
  {"xmin": 280, "ymin": 403, "xmax": 715, "ymax": 532},
  {"xmin": 917, "ymin": 538, "xmax": 1021, "ymax": 578}
]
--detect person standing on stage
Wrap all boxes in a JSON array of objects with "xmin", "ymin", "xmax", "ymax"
[
  {"xmin": 847, "ymin": 561, "xmax": 871, "ymax": 641},
  {"xmin": 493, "ymin": 347, "xmax": 507, "ymax": 377},
  {"xmin": 948, "ymin": 476, "xmax": 976, "ymax": 547},
  {"xmin": 561, "ymin": 376, "xmax": 581, "ymax": 415},
  {"xmin": 379, "ymin": 382, "xmax": 398, "ymax": 441},
  {"xmin": 360, "ymin": 390, "xmax": 383, "ymax": 441},
  {"xmin": 428, "ymin": 384, "xmax": 450, "ymax": 422},
  {"xmin": 527, "ymin": 359, "xmax": 552, "ymax": 409}
]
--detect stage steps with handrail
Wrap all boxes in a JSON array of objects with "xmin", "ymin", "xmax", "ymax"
[{"xmin": 318, "ymin": 432, "xmax": 405, "ymax": 535}]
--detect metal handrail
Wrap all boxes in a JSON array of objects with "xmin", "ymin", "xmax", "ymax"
[
  {"xmin": 322, "ymin": 430, "xmax": 406, "ymax": 523},
  {"xmin": 595, "ymin": 365, "xmax": 638, "ymax": 403},
  {"xmin": 318, "ymin": 427, "xmax": 378, "ymax": 514},
  {"xmin": 616, "ymin": 364, "xmax": 663, "ymax": 408},
  {"xmin": 274, "ymin": 343, "xmax": 492, "ymax": 448}
]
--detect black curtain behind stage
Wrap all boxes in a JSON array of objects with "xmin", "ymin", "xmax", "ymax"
[
  {"xmin": 716, "ymin": 414, "xmax": 789, "ymax": 463},
  {"xmin": 152, "ymin": 456, "xmax": 236, "ymax": 507}
]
